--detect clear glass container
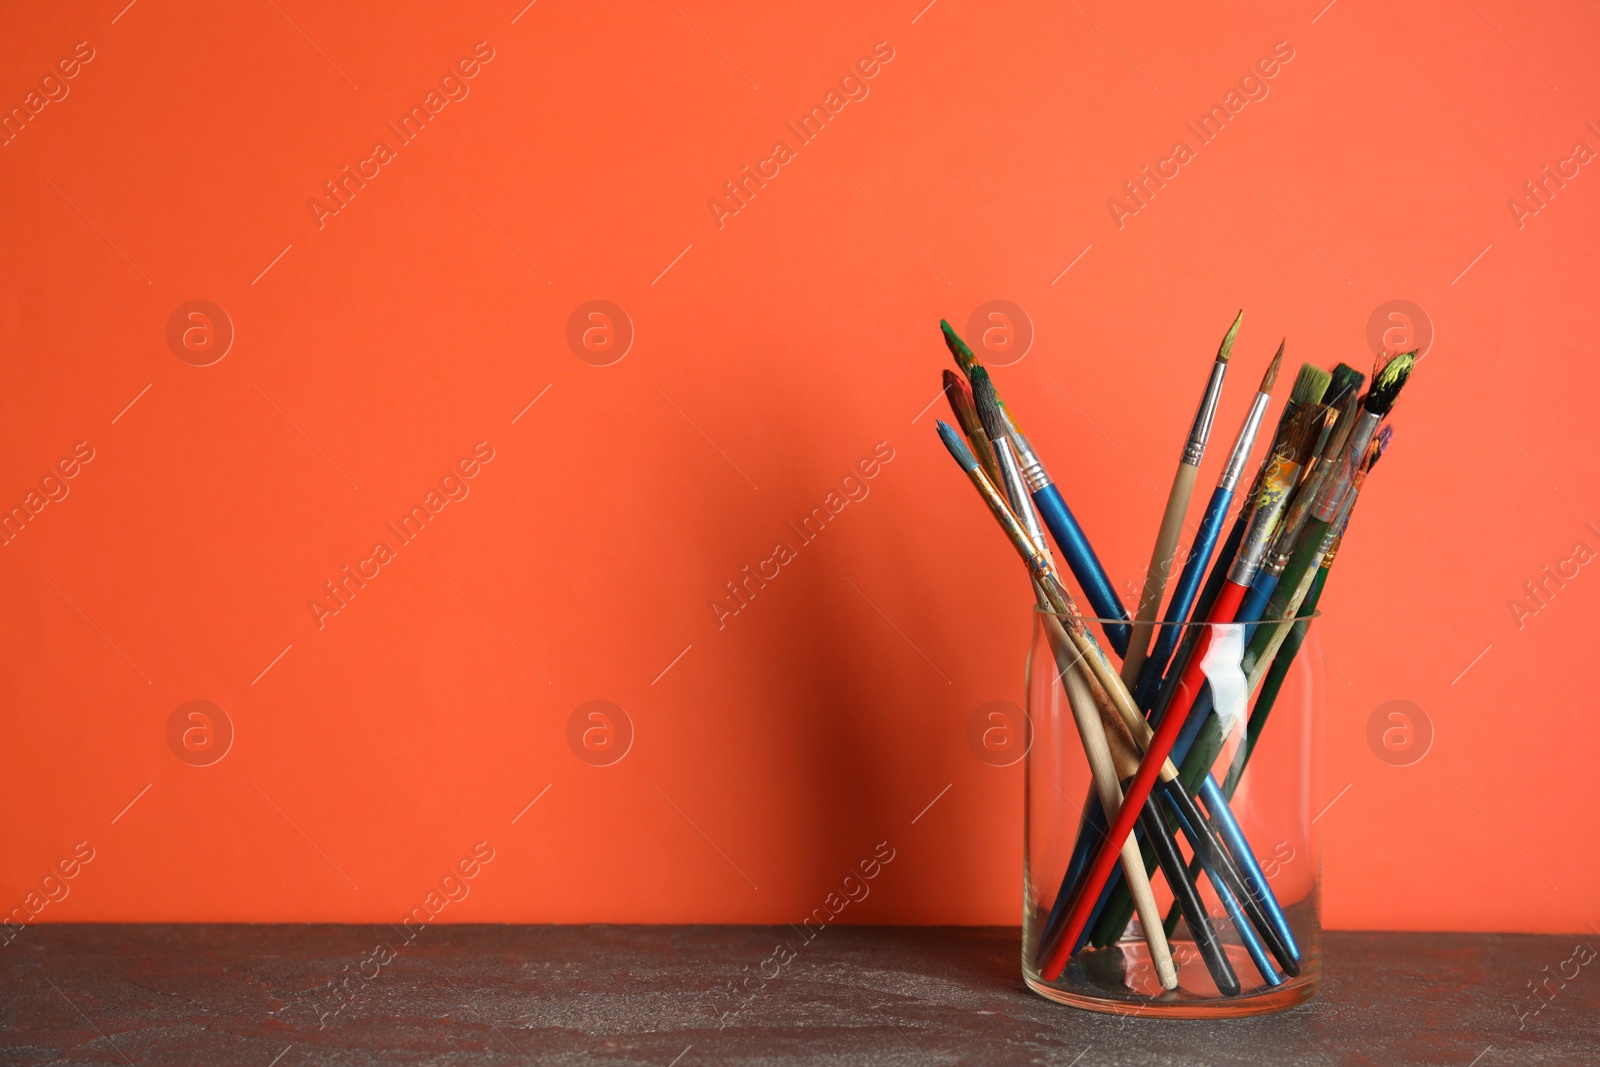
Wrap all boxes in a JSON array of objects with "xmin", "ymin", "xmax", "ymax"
[{"xmin": 1022, "ymin": 611, "xmax": 1323, "ymax": 1017}]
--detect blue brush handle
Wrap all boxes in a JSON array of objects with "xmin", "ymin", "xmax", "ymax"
[
  {"xmin": 1164, "ymin": 787, "xmax": 1281, "ymax": 986},
  {"xmin": 1133, "ymin": 485, "xmax": 1233, "ymax": 708},
  {"xmin": 1237, "ymin": 569, "xmax": 1279, "ymax": 641},
  {"xmin": 1030, "ymin": 483, "xmax": 1130, "ymax": 657},
  {"xmin": 1199, "ymin": 775, "xmax": 1300, "ymax": 963},
  {"xmin": 1189, "ymin": 512, "xmax": 1249, "ymax": 651}
]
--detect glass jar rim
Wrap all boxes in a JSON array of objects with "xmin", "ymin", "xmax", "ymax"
[{"xmin": 1030, "ymin": 607, "xmax": 1322, "ymax": 624}]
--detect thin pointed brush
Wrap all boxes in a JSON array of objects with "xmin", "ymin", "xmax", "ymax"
[
  {"xmin": 934, "ymin": 418, "xmax": 1180, "ymax": 988},
  {"xmin": 1120, "ymin": 311, "xmax": 1242, "ymax": 691},
  {"xmin": 942, "ymin": 320, "xmax": 1133, "ymax": 655},
  {"xmin": 942, "ymin": 370, "xmax": 1004, "ymax": 488},
  {"xmin": 1133, "ymin": 340, "xmax": 1282, "ymax": 707}
]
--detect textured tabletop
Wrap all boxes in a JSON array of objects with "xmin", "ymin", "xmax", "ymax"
[{"xmin": 2, "ymin": 925, "xmax": 1594, "ymax": 1065}]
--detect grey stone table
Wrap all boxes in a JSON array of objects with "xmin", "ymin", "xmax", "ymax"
[{"xmin": 2, "ymin": 925, "xmax": 1594, "ymax": 1065}]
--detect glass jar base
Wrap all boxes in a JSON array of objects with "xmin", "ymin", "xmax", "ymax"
[{"xmin": 1024, "ymin": 939, "xmax": 1320, "ymax": 1018}]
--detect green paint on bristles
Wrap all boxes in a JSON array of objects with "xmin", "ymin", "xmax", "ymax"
[
  {"xmin": 1363, "ymin": 350, "xmax": 1416, "ymax": 417},
  {"xmin": 939, "ymin": 319, "xmax": 977, "ymax": 373},
  {"xmin": 1325, "ymin": 363, "xmax": 1364, "ymax": 408},
  {"xmin": 1289, "ymin": 362, "xmax": 1332, "ymax": 407}
]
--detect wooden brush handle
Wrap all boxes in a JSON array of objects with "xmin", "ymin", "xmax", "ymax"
[
  {"xmin": 1122, "ymin": 462, "xmax": 1200, "ymax": 688},
  {"xmin": 1043, "ymin": 614, "xmax": 1179, "ymax": 990}
]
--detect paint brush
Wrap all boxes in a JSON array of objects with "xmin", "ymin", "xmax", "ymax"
[
  {"xmin": 1133, "ymin": 340, "xmax": 1282, "ymax": 707},
  {"xmin": 942, "ymin": 370, "xmax": 1004, "ymax": 489},
  {"xmin": 1107, "ymin": 403, "xmax": 1382, "ymax": 953},
  {"xmin": 1121, "ymin": 311, "xmax": 1242, "ymax": 691},
  {"xmin": 935, "ymin": 418, "xmax": 1179, "ymax": 988},
  {"xmin": 942, "ymin": 321, "xmax": 1133, "ymax": 655},
  {"xmin": 1147, "ymin": 367, "xmax": 1412, "ymax": 828},
  {"xmin": 1166, "ymin": 360, "xmax": 1331, "ymax": 694}
]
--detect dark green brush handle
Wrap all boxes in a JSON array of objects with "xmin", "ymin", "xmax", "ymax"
[
  {"xmin": 1255, "ymin": 516, "xmax": 1331, "ymax": 649},
  {"xmin": 1223, "ymin": 568, "xmax": 1328, "ymax": 798}
]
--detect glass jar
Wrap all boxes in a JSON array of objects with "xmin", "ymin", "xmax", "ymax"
[{"xmin": 1022, "ymin": 611, "xmax": 1323, "ymax": 1017}]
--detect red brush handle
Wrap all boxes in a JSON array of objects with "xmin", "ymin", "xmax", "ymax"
[{"xmin": 1037, "ymin": 579, "xmax": 1249, "ymax": 981}]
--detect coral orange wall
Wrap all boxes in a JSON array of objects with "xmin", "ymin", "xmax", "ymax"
[{"xmin": 1, "ymin": 0, "xmax": 1596, "ymax": 933}]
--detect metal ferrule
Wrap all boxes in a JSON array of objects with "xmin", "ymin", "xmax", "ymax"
[
  {"xmin": 1181, "ymin": 360, "xmax": 1229, "ymax": 466},
  {"xmin": 1038, "ymin": 573, "xmax": 1088, "ymax": 635},
  {"xmin": 1262, "ymin": 456, "xmax": 1338, "ymax": 576},
  {"xmin": 1007, "ymin": 420, "xmax": 1053, "ymax": 492},
  {"xmin": 1311, "ymin": 411, "xmax": 1379, "ymax": 521},
  {"xmin": 1218, "ymin": 392, "xmax": 1272, "ymax": 492},
  {"xmin": 1228, "ymin": 454, "xmax": 1302, "ymax": 585},
  {"xmin": 970, "ymin": 466, "xmax": 1052, "ymax": 577},
  {"xmin": 993, "ymin": 435, "xmax": 1055, "ymax": 569}
]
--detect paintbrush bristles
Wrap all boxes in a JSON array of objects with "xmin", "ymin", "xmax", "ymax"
[
  {"xmin": 1215, "ymin": 310, "xmax": 1244, "ymax": 363},
  {"xmin": 1290, "ymin": 363, "xmax": 1331, "ymax": 407},
  {"xmin": 968, "ymin": 367, "xmax": 1010, "ymax": 445},
  {"xmin": 1259, "ymin": 340, "xmax": 1285, "ymax": 394},
  {"xmin": 942, "ymin": 369, "xmax": 982, "ymax": 437},
  {"xmin": 1362, "ymin": 351, "xmax": 1416, "ymax": 417},
  {"xmin": 936, "ymin": 420, "xmax": 979, "ymax": 471},
  {"xmin": 1325, "ymin": 363, "xmax": 1365, "ymax": 408},
  {"xmin": 1321, "ymin": 394, "xmax": 1361, "ymax": 462},
  {"xmin": 940, "ymin": 320, "xmax": 977, "ymax": 373}
]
